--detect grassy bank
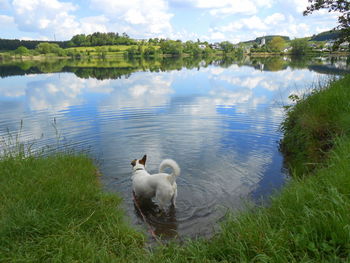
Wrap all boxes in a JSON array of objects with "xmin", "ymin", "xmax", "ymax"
[
  {"xmin": 0, "ymin": 153, "xmax": 145, "ymax": 262},
  {"xmin": 2, "ymin": 75, "xmax": 350, "ymax": 262},
  {"xmin": 280, "ymin": 75, "xmax": 350, "ymax": 175}
]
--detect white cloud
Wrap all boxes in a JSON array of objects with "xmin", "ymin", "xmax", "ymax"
[
  {"xmin": 243, "ymin": 16, "xmax": 268, "ymax": 30},
  {"xmin": 0, "ymin": 0, "xmax": 10, "ymax": 9},
  {"xmin": 209, "ymin": 2, "xmax": 257, "ymax": 16},
  {"xmin": 12, "ymin": 0, "xmax": 80, "ymax": 39},
  {"xmin": 0, "ymin": 14, "xmax": 14, "ymax": 26},
  {"xmin": 209, "ymin": 31, "xmax": 226, "ymax": 41},
  {"xmin": 79, "ymin": 16, "xmax": 109, "ymax": 33},
  {"xmin": 255, "ymin": 0, "xmax": 274, "ymax": 8},
  {"xmin": 218, "ymin": 22, "xmax": 243, "ymax": 32},
  {"xmin": 289, "ymin": 0, "xmax": 308, "ymax": 13},
  {"xmin": 90, "ymin": 0, "xmax": 174, "ymax": 36},
  {"xmin": 197, "ymin": 0, "xmax": 257, "ymax": 16},
  {"xmin": 9, "ymin": 0, "xmax": 114, "ymax": 40},
  {"xmin": 264, "ymin": 13, "xmax": 285, "ymax": 25},
  {"xmin": 0, "ymin": 0, "xmax": 341, "ymax": 42},
  {"xmin": 100, "ymin": 73, "xmax": 174, "ymax": 110},
  {"xmin": 172, "ymin": 0, "xmax": 273, "ymax": 16},
  {"xmin": 214, "ymin": 15, "xmax": 267, "ymax": 37}
]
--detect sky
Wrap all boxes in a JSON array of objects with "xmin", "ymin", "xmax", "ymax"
[{"xmin": 0, "ymin": 0, "xmax": 340, "ymax": 43}]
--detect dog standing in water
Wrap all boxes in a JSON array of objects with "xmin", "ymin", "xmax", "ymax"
[{"xmin": 131, "ymin": 155, "xmax": 180, "ymax": 210}]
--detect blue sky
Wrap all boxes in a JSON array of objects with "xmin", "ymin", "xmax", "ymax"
[{"xmin": 0, "ymin": 0, "xmax": 339, "ymax": 43}]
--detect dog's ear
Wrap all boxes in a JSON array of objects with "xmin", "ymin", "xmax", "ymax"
[
  {"xmin": 139, "ymin": 154, "xmax": 147, "ymax": 165},
  {"xmin": 131, "ymin": 159, "xmax": 137, "ymax": 167}
]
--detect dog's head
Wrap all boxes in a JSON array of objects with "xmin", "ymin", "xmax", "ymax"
[{"xmin": 131, "ymin": 154, "xmax": 147, "ymax": 171}]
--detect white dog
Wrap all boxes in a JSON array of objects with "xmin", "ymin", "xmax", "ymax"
[{"xmin": 131, "ymin": 155, "xmax": 180, "ymax": 210}]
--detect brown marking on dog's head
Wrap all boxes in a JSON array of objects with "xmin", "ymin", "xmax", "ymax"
[
  {"xmin": 131, "ymin": 159, "xmax": 137, "ymax": 167},
  {"xmin": 139, "ymin": 154, "xmax": 147, "ymax": 166}
]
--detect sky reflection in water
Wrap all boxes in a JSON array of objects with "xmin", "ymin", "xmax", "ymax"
[{"xmin": 0, "ymin": 58, "xmax": 344, "ymax": 238}]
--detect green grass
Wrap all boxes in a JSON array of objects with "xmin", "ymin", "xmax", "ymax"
[
  {"xmin": 65, "ymin": 45, "xmax": 161, "ymax": 57},
  {"xmin": 280, "ymin": 75, "xmax": 350, "ymax": 175},
  {"xmin": 0, "ymin": 153, "xmax": 146, "ymax": 262},
  {"xmin": 66, "ymin": 45, "xmax": 132, "ymax": 52}
]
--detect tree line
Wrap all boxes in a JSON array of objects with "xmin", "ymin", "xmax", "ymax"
[
  {"xmin": 0, "ymin": 32, "xmax": 135, "ymax": 51},
  {"xmin": 0, "ymin": 39, "xmax": 68, "ymax": 51},
  {"xmin": 0, "ymin": 34, "xmax": 246, "ymax": 59}
]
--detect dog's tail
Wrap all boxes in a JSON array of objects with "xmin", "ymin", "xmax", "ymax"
[{"xmin": 159, "ymin": 159, "xmax": 180, "ymax": 179}]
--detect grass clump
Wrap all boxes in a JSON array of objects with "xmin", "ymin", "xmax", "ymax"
[
  {"xmin": 0, "ymin": 153, "xmax": 145, "ymax": 262},
  {"xmin": 280, "ymin": 75, "xmax": 350, "ymax": 175}
]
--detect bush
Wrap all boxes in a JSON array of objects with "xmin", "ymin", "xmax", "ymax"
[
  {"xmin": 14, "ymin": 46, "xmax": 29, "ymax": 55},
  {"xmin": 35, "ymin": 42, "xmax": 65, "ymax": 56}
]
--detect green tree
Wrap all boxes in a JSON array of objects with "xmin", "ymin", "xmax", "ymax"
[
  {"xmin": 203, "ymin": 46, "xmax": 214, "ymax": 56},
  {"xmin": 144, "ymin": 46, "xmax": 157, "ymax": 57},
  {"xmin": 264, "ymin": 57, "xmax": 286, "ymax": 71},
  {"xmin": 126, "ymin": 46, "xmax": 139, "ymax": 57},
  {"xmin": 290, "ymin": 38, "xmax": 310, "ymax": 55},
  {"xmin": 160, "ymin": 40, "xmax": 183, "ymax": 56},
  {"xmin": 219, "ymin": 41, "xmax": 234, "ymax": 53},
  {"xmin": 35, "ymin": 43, "xmax": 64, "ymax": 55},
  {"xmin": 14, "ymin": 46, "xmax": 29, "ymax": 55},
  {"xmin": 71, "ymin": 34, "xmax": 87, "ymax": 46},
  {"xmin": 304, "ymin": 0, "xmax": 350, "ymax": 45},
  {"xmin": 183, "ymin": 41, "xmax": 201, "ymax": 56},
  {"xmin": 268, "ymin": 36, "xmax": 286, "ymax": 52}
]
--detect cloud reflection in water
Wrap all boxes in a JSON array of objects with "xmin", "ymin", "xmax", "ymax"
[{"xmin": 0, "ymin": 63, "xmax": 326, "ymax": 238}]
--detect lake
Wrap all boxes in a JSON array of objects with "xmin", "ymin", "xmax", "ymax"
[{"xmin": 0, "ymin": 56, "xmax": 348, "ymax": 239}]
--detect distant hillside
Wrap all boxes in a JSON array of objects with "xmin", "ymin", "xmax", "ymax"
[
  {"xmin": 242, "ymin": 35, "xmax": 290, "ymax": 45},
  {"xmin": 310, "ymin": 30, "xmax": 341, "ymax": 41},
  {"xmin": 0, "ymin": 38, "xmax": 67, "ymax": 50}
]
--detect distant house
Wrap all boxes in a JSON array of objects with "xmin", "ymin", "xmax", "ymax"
[
  {"xmin": 260, "ymin": 37, "xmax": 266, "ymax": 47},
  {"xmin": 198, "ymin": 44, "xmax": 206, "ymax": 49},
  {"xmin": 283, "ymin": 47, "xmax": 292, "ymax": 53},
  {"xmin": 339, "ymin": 41, "xmax": 349, "ymax": 49},
  {"xmin": 308, "ymin": 43, "xmax": 317, "ymax": 48},
  {"xmin": 210, "ymin": 43, "xmax": 222, "ymax": 50},
  {"xmin": 325, "ymin": 41, "xmax": 335, "ymax": 48}
]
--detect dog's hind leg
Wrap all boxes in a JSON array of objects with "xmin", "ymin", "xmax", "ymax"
[
  {"xmin": 171, "ymin": 189, "xmax": 177, "ymax": 208},
  {"xmin": 155, "ymin": 191, "xmax": 167, "ymax": 211}
]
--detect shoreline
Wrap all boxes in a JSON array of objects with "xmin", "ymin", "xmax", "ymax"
[
  {"xmin": 1, "ymin": 75, "xmax": 350, "ymax": 261},
  {"xmin": 1, "ymin": 49, "xmax": 348, "ymax": 62}
]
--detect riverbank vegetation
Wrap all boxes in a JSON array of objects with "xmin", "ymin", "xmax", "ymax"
[
  {"xmin": 0, "ymin": 152, "xmax": 146, "ymax": 262},
  {"xmin": 280, "ymin": 74, "xmax": 350, "ymax": 175},
  {"xmin": 1, "ymin": 29, "xmax": 349, "ymax": 62},
  {"xmin": 0, "ymin": 32, "xmax": 239, "ymax": 60},
  {"xmin": 1, "ymin": 74, "xmax": 350, "ymax": 261}
]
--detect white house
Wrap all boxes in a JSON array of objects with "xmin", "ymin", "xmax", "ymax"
[{"xmin": 339, "ymin": 41, "xmax": 349, "ymax": 48}]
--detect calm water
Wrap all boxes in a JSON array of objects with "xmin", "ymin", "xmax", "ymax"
[{"xmin": 0, "ymin": 56, "xmax": 348, "ymax": 239}]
